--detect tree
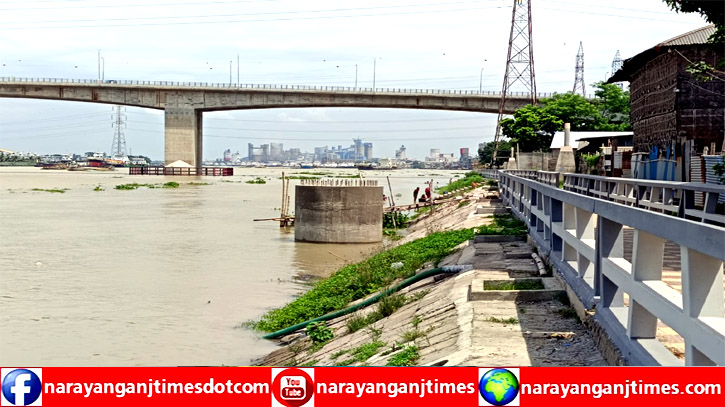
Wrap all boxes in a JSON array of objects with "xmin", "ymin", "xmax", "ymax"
[
  {"xmin": 592, "ymin": 81, "xmax": 631, "ymax": 131},
  {"xmin": 478, "ymin": 140, "xmax": 511, "ymax": 166},
  {"xmin": 499, "ymin": 105, "xmax": 563, "ymax": 152},
  {"xmin": 496, "ymin": 82, "xmax": 632, "ymax": 153},
  {"xmin": 663, "ymin": 1, "xmax": 724, "ymax": 44},
  {"xmin": 539, "ymin": 93, "xmax": 605, "ymax": 131}
]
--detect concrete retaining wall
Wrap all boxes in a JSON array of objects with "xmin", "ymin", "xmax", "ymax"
[{"xmin": 294, "ymin": 185, "xmax": 384, "ymax": 243}]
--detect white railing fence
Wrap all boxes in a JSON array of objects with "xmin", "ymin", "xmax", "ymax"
[{"xmin": 489, "ymin": 170, "xmax": 724, "ymax": 366}]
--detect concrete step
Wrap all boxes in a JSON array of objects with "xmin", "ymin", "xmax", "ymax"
[
  {"xmin": 468, "ymin": 277, "xmax": 564, "ymax": 302},
  {"xmin": 473, "ymin": 234, "xmax": 526, "ymax": 243},
  {"xmin": 475, "ymin": 206, "xmax": 510, "ymax": 215}
]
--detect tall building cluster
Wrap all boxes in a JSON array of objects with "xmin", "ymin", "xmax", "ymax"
[{"xmin": 239, "ymin": 139, "xmax": 375, "ymax": 164}]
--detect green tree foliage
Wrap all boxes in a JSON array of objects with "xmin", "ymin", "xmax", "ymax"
[
  {"xmin": 592, "ymin": 81, "xmax": 631, "ymax": 131},
  {"xmin": 498, "ymin": 83, "xmax": 632, "ymax": 152},
  {"xmin": 663, "ymin": 1, "xmax": 724, "ymax": 44},
  {"xmin": 478, "ymin": 140, "xmax": 511, "ymax": 166},
  {"xmin": 539, "ymin": 93, "xmax": 604, "ymax": 131},
  {"xmin": 500, "ymin": 105, "xmax": 563, "ymax": 152}
]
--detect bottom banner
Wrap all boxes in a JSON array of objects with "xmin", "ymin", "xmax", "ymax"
[{"xmin": 1, "ymin": 367, "xmax": 722, "ymax": 406}]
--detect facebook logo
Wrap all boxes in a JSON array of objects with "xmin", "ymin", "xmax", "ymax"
[{"xmin": 1, "ymin": 369, "xmax": 42, "ymax": 406}]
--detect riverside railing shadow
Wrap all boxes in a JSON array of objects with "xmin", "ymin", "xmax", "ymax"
[{"xmin": 488, "ymin": 170, "xmax": 724, "ymax": 366}]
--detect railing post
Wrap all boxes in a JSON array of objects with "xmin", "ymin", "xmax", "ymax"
[
  {"xmin": 681, "ymin": 247, "xmax": 724, "ymax": 365},
  {"xmin": 626, "ymin": 230, "xmax": 665, "ymax": 340},
  {"xmin": 596, "ymin": 217, "xmax": 623, "ymax": 299}
]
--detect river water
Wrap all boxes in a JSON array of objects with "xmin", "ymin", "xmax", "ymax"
[{"xmin": 0, "ymin": 166, "xmax": 461, "ymax": 366}]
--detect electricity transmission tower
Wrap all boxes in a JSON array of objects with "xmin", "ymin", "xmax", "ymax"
[
  {"xmin": 491, "ymin": 0, "xmax": 537, "ymax": 166},
  {"xmin": 611, "ymin": 50, "xmax": 624, "ymax": 88},
  {"xmin": 111, "ymin": 106, "xmax": 127, "ymax": 158},
  {"xmin": 573, "ymin": 41, "xmax": 586, "ymax": 97},
  {"xmin": 611, "ymin": 50, "xmax": 623, "ymax": 74}
]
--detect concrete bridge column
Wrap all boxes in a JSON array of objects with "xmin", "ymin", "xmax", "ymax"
[{"xmin": 165, "ymin": 108, "xmax": 202, "ymax": 167}]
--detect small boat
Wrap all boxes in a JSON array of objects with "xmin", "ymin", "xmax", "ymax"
[{"xmin": 40, "ymin": 163, "xmax": 68, "ymax": 170}]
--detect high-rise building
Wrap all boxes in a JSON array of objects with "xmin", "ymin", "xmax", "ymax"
[
  {"xmin": 353, "ymin": 138, "xmax": 364, "ymax": 160},
  {"xmin": 223, "ymin": 149, "xmax": 232, "ymax": 162},
  {"xmin": 363, "ymin": 143, "xmax": 373, "ymax": 161},
  {"xmin": 395, "ymin": 145, "xmax": 407, "ymax": 160},
  {"xmin": 270, "ymin": 143, "xmax": 283, "ymax": 161}
]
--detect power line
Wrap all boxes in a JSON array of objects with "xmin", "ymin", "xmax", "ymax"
[
  {"xmin": 0, "ymin": 119, "xmax": 110, "ymax": 134},
  {"xmin": 0, "ymin": 4, "xmax": 508, "ymax": 29},
  {"xmin": 0, "ymin": 0, "xmax": 283, "ymax": 11},
  {"xmin": 0, "ymin": 111, "xmax": 109, "ymax": 125}
]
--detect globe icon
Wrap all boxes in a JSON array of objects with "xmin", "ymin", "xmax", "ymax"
[{"xmin": 479, "ymin": 368, "xmax": 519, "ymax": 406}]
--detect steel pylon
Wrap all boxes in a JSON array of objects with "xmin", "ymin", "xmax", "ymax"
[
  {"xmin": 491, "ymin": 0, "xmax": 537, "ymax": 166},
  {"xmin": 111, "ymin": 105, "xmax": 127, "ymax": 158},
  {"xmin": 573, "ymin": 41, "xmax": 586, "ymax": 97}
]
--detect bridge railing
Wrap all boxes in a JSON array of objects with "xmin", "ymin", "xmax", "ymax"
[
  {"xmin": 0, "ymin": 76, "xmax": 581, "ymax": 99},
  {"xmin": 497, "ymin": 170, "xmax": 725, "ymax": 366},
  {"xmin": 482, "ymin": 169, "xmax": 724, "ymax": 225}
]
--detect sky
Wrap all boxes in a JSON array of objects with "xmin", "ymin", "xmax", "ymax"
[{"xmin": 0, "ymin": 0, "xmax": 710, "ymax": 161}]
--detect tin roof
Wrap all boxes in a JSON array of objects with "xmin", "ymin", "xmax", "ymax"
[
  {"xmin": 550, "ymin": 131, "xmax": 633, "ymax": 149},
  {"xmin": 608, "ymin": 25, "xmax": 717, "ymax": 83},
  {"xmin": 658, "ymin": 25, "xmax": 716, "ymax": 47}
]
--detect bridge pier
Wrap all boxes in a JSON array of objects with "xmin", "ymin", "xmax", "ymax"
[{"xmin": 165, "ymin": 108, "xmax": 202, "ymax": 167}]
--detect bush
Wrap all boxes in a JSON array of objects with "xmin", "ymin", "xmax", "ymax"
[
  {"xmin": 386, "ymin": 345, "xmax": 420, "ymax": 366},
  {"xmin": 383, "ymin": 212, "xmax": 409, "ymax": 229},
  {"xmin": 305, "ymin": 322, "xmax": 333, "ymax": 344},
  {"xmin": 437, "ymin": 172, "xmax": 484, "ymax": 194}
]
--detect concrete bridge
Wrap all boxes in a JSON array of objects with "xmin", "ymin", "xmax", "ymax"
[{"xmin": 0, "ymin": 77, "xmax": 547, "ymax": 166}]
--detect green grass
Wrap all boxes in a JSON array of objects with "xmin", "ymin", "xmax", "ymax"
[
  {"xmin": 336, "ymin": 341, "xmax": 386, "ymax": 366},
  {"xmin": 346, "ymin": 314, "xmax": 371, "ymax": 334},
  {"xmin": 458, "ymin": 200, "xmax": 470, "ymax": 208},
  {"xmin": 115, "ymin": 182, "xmax": 178, "ymax": 190},
  {"xmin": 344, "ymin": 294, "xmax": 408, "ymax": 334},
  {"xmin": 115, "ymin": 183, "xmax": 154, "ymax": 190},
  {"xmin": 383, "ymin": 229, "xmax": 403, "ymax": 241},
  {"xmin": 436, "ymin": 171, "xmax": 484, "ymax": 194},
  {"xmin": 377, "ymin": 293, "xmax": 407, "ymax": 318},
  {"xmin": 486, "ymin": 316, "xmax": 519, "ymax": 324},
  {"xmin": 283, "ymin": 176, "xmax": 320, "ymax": 180},
  {"xmin": 385, "ymin": 345, "xmax": 420, "ymax": 366},
  {"xmin": 401, "ymin": 329, "xmax": 427, "ymax": 343},
  {"xmin": 330, "ymin": 349, "xmax": 349, "ymax": 360},
  {"xmin": 484, "ymin": 280, "xmax": 545, "ymax": 291},
  {"xmin": 93, "ymin": 185, "xmax": 104, "ymax": 191},
  {"xmin": 253, "ymin": 228, "xmax": 475, "ymax": 332},
  {"xmin": 32, "ymin": 188, "xmax": 68, "ymax": 193},
  {"xmin": 188, "ymin": 182, "xmax": 211, "ymax": 186},
  {"xmin": 245, "ymin": 177, "xmax": 267, "ymax": 184},
  {"xmin": 475, "ymin": 214, "xmax": 527, "ymax": 236}
]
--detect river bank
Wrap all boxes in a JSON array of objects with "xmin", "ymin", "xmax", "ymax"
[{"xmin": 252, "ymin": 183, "xmax": 608, "ymax": 367}]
